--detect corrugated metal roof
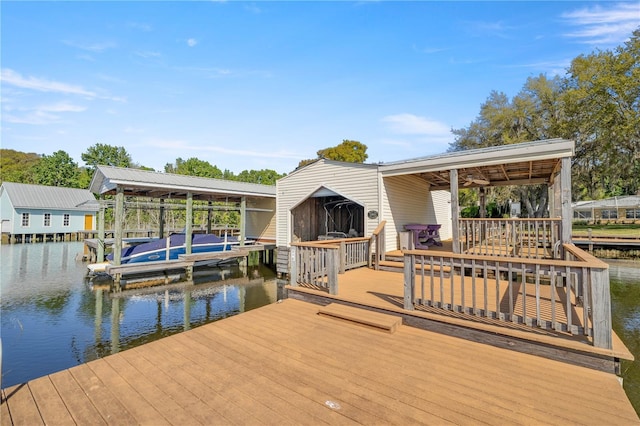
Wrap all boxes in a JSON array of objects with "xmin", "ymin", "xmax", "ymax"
[
  {"xmin": 1, "ymin": 182, "xmax": 99, "ymax": 211},
  {"xmin": 89, "ymin": 166, "xmax": 276, "ymax": 199},
  {"xmin": 572, "ymin": 195, "xmax": 640, "ymax": 210}
]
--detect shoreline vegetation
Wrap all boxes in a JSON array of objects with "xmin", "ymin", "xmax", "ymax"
[{"xmin": 572, "ymin": 224, "xmax": 640, "ymax": 260}]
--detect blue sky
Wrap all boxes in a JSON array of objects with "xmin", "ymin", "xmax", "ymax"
[{"xmin": 2, "ymin": 1, "xmax": 639, "ymax": 175}]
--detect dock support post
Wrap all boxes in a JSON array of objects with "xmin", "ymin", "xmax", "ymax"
[
  {"xmin": 560, "ymin": 156, "xmax": 572, "ymax": 257},
  {"xmin": 450, "ymin": 169, "xmax": 460, "ymax": 253},
  {"xmin": 111, "ymin": 297, "xmax": 121, "ymax": 353},
  {"xmin": 97, "ymin": 197, "xmax": 105, "ymax": 262},
  {"xmin": 591, "ymin": 267, "xmax": 613, "ymax": 349},
  {"xmin": 403, "ymin": 254, "xmax": 416, "ymax": 310},
  {"xmin": 186, "ymin": 192, "xmax": 193, "ymax": 255},
  {"xmin": 240, "ymin": 196, "xmax": 246, "ymax": 246},
  {"xmin": 207, "ymin": 200, "xmax": 212, "ymax": 234},
  {"xmin": 327, "ymin": 248, "xmax": 339, "ymax": 295},
  {"xmin": 114, "ymin": 187, "xmax": 124, "ymax": 265},
  {"xmin": 290, "ymin": 246, "xmax": 298, "ymax": 286},
  {"xmin": 159, "ymin": 198, "xmax": 165, "ymax": 238}
]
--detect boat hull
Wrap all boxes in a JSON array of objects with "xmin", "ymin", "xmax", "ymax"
[{"xmin": 107, "ymin": 234, "xmax": 239, "ymax": 264}]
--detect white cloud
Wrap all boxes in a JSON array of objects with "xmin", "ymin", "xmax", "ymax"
[
  {"xmin": 562, "ymin": 3, "xmax": 640, "ymax": 45},
  {"xmin": 1, "ymin": 102, "xmax": 85, "ymax": 125},
  {"xmin": 382, "ymin": 113, "xmax": 451, "ymax": 136},
  {"xmin": 187, "ymin": 38, "xmax": 198, "ymax": 47},
  {"xmin": 63, "ymin": 40, "xmax": 117, "ymax": 52},
  {"xmin": 135, "ymin": 51, "xmax": 162, "ymax": 59},
  {"xmin": 124, "ymin": 126, "xmax": 145, "ymax": 134},
  {"xmin": 145, "ymin": 138, "xmax": 303, "ymax": 160},
  {"xmin": 1, "ymin": 68, "xmax": 96, "ymax": 97},
  {"xmin": 3, "ymin": 111, "xmax": 62, "ymax": 125},
  {"xmin": 127, "ymin": 22, "xmax": 152, "ymax": 32},
  {"xmin": 37, "ymin": 102, "xmax": 86, "ymax": 113},
  {"xmin": 243, "ymin": 4, "xmax": 262, "ymax": 14}
]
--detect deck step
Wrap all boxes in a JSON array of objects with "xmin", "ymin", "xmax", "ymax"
[{"xmin": 318, "ymin": 303, "xmax": 402, "ymax": 333}]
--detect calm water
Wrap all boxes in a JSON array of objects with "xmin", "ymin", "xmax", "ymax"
[
  {"xmin": 0, "ymin": 242, "xmax": 280, "ymax": 388},
  {"xmin": 609, "ymin": 259, "xmax": 640, "ymax": 413},
  {"xmin": 2, "ymin": 243, "xmax": 640, "ymax": 412}
]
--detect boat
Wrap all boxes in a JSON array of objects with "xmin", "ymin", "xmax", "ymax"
[{"xmin": 106, "ymin": 233, "xmax": 240, "ymax": 264}]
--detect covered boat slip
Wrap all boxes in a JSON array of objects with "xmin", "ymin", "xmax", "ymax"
[
  {"xmin": 287, "ymin": 139, "xmax": 625, "ymax": 363},
  {"xmin": 88, "ymin": 166, "xmax": 277, "ymax": 283},
  {"xmin": 2, "ymin": 299, "xmax": 638, "ymax": 425}
]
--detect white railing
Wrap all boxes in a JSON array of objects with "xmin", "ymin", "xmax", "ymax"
[
  {"xmin": 290, "ymin": 233, "xmax": 376, "ymax": 293},
  {"xmin": 459, "ymin": 218, "xmax": 561, "ymax": 259},
  {"xmin": 290, "ymin": 242, "xmax": 339, "ymax": 294},
  {"xmin": 403, "ymin": 244, "xmax": 612, "ymax": 348}
]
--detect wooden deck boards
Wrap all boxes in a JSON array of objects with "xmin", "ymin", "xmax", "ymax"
[
  {"xmin": 293, "ymin": 267, "xmax": 633, "ymax": 362},
  {"xmin": 2, "ymin": 298, "xmax": 638, "ymax": 425}
]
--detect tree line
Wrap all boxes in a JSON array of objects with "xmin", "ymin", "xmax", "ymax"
[
  {"xmin": 2, "ymin": 29, "xmax": 637, "ymax": 217},
  {"xmin": 0, "ymin": 143, "xmax": 288, "ymax": 188},
  {"xmin": 0, "ymin": 139, "xmax": 369, "ymax": 189},
  {"xmin": 450, "ymin": 28, "xmax": 639, "ymax": 216}
]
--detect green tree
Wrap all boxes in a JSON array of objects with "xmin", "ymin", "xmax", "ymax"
[
  {"xmin": 164, "ymin": 157, "xmax": 223, "ymax": 178},
  {"xmin": 235, "ymin": 169, "xmax": 286, "ymax": 185},
  {"xmin": 81, "ymin": 143, "xmax": 132, "ymax": 173},
  {"xmin": 451, "ymin": 75, "xmax": 565, "ymax": 217},
  {"xmin": 0, "ymin": 149, "xmax": 40, "ymax": 184},
  {"xmin": 31, "ymin": 150, "xmax": 81, "ymax": 187},
  {"xmin": 562, "ymin": 28, "xmax": 640, "ymax": 199},
  {"xmin": 298, "ymin": 139, "xmax": 368, "ymax": 168}
]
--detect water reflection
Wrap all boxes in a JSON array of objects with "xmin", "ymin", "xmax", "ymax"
[
  {"xmin": 1, "ymin": 242, "xmax": 279, "ymax": 388},
  {"xmin": 609, "ymin": 259, "xmax": 640, "ymax": 415}
]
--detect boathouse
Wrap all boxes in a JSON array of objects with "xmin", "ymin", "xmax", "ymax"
[
  {"xmin": 0, "ymin": 182, "xmax": 99, "ymax": 243},
  {"xmin": 282, "ymin": 138, "xmax": 628, "ymax": 353},
  {"xmin": 88, "ymin": 166, "xmax": 277, "ymax": 283},
  {"xmin": 276, "ymin": 159, "xmax": 452, "ymax": 249},
  {"xmin": 277, "ymin": 138, "xmax": 574, "ymax": 253}
]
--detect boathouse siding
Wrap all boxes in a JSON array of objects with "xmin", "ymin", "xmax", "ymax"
[
  {"xmin": 276, "ymin": 160, "xmax": 380, "ymax": 246},
  {"xmin": 246, "ymin": 196, "xmax": 277, "ymax": 241},
  {"xmin": 0, "ymin": 182, "xmax": 98, "ymax": 238},
  {"xmin": 380, "ymin": 174, "xmax": 452, "ymax": 249},
  {"xmin": 276, "ymin": 159, "xmax": 452, "ymax": 250}
]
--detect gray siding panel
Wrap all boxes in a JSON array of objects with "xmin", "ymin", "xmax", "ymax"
[
  {"xmin": 381, "ymin": 175, "xmax": 431, "ymax": 250},
  {"xmin": 276, "ymin": 160, "xmax": 379, "ymax": 246}
]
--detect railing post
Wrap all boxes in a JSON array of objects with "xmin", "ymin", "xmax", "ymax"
[
  {"xmin": 327, "ymin": 248, "xmax": 339, "ymax": 295},
  {"xmin": 404, "ymin": 254, "xmax": 416, "ymax": 310},
  {"xmin": 591, "ymin": 267, "xmax": 613, "ymax": 349},
  {"xmin": 339, "ymin": 240, "xmax": 346, "ymax": 274},
  {"xmin": 290, "ymin": 245, "xmax": 298, "ymax": 286}
]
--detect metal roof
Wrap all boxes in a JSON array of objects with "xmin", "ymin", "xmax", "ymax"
[
  {"xmin": 379, "ymin": 138, "xmax": 575, "ymax": 190},
  {"xmin": 572, "ymin": 195, "xmax": 640, "ymax": 210},
  {"xmin": 1, "ymin": 182, "xmax": 99, "ymax": 211},
  {"xmin": 89, "ymin": 166, "xmax": 277, "ymax": 200}
]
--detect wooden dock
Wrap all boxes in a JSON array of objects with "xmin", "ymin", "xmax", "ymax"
[{"xmin": 2, "ymin": 298, "xmax": 638, "ymax": 425}]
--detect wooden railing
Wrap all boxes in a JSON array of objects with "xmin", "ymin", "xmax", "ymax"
[
  {"xmin": 290, "ymin": 242, "xmax": 340, "ymax": 294},
  {"xmin": 370, "ymin": 220, "xmax": 387, "ymax": 270},
  {"xmin": 459, "ymin": 218, "xmax": 561, "ymax": 259},
  {"xmin": 313, "ymin": 237, "xmax": 371, "ymax": 271},
  {"xmin": 290, "ymin": 224, "xmax": 386, "ymax": 292},
  {"xmin": 403, "ymin": 244, "xmax": 612, "ymax": 348}
]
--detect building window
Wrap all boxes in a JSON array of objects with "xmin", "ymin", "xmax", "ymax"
[
  {"xmin": 626, "ymin": 209, "xmax": 640, "ymax": 219},
  {"xmin": 63, "ymin": 214, "xmax": 70, "ymax": 226},
  {"xmin": 601, "ymin": 210, "xmax": 618, "ymax": 219},
  {"xmin": 44, "ymin": 213, "xmax": 51, "ymax": 227},
  {"xmin": 21, "ymin": 213, "xmax": 29, "ymax": 227},
  {"xmin": 574, "ymin": 211, "xmax": 591, "ymax": 219}
]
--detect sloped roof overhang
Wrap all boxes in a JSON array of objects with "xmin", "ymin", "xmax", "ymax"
[
  {"xmin": 379, "ymin": 138, "xmax": 575, "ymax": 190},
  {"xmin": 89, "ymin": 166, "xmax": 276, "ymax": 202}
]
